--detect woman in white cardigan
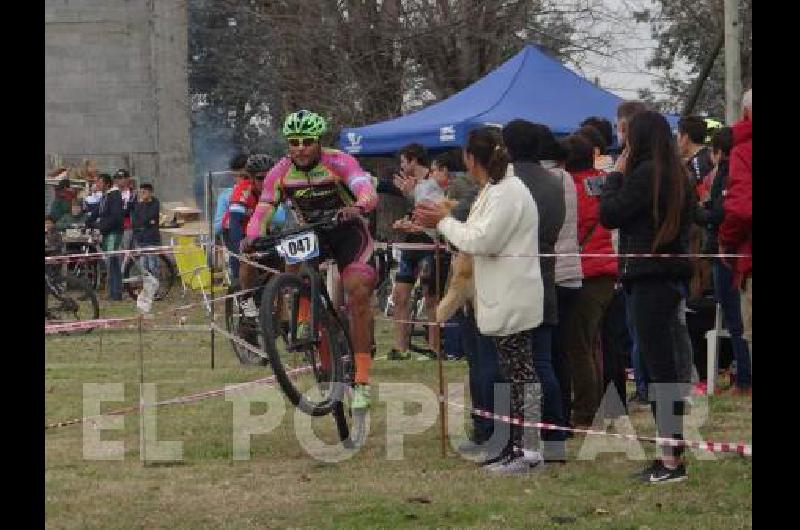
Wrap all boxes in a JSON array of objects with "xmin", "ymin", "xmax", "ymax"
[{"xmin": 415, "ymin": 126, "xmax": 545, "ymax": 475}]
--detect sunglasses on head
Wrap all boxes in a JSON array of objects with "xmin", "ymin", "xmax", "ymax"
[{"xmin": 288, "ymin": 137, "xmax": 318, "ymax": 147}]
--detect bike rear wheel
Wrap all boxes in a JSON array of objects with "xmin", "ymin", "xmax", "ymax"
[
  {"xmin": 224, "ymin": 281, "xmax": 268, "ymax": 365},
  {"xmin": 46, "ymin": 275, "xmax": 100, "ymax": 335},
  {"xmin": 261, "ymin": 272, "xmax": 351, "ymax": 417}
]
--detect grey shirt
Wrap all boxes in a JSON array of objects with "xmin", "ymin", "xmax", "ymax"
[{"xmin": 512, "ymin": 161, "xmax": 565, "ymax": 326}]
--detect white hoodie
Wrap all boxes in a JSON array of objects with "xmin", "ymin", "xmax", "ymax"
[{"xmin": 437, "ymin": 166, "xmax": 543, "ymax": 336}]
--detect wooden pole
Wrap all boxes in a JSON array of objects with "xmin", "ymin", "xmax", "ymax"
[
  {"xmin": 138, "ymin": 314, "xmax": 146, "ymax": 465},
  {"xmin": 724, "ymin": 0, "xmax": 744, "ymax": 123},
  {"xmin": 435, "ymin": 242, "xmax": 447, "ymax": 457},
  {"xmin": 207, "ymin": 171, "xmax": 215, "ymax": 370}
]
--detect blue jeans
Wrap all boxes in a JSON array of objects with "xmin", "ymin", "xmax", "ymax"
[
  {"xmin": 138, "ymin": 252, "xmax": 161, "ymax": 279},
  {"xmin": 712, "ymin": 259, "xmax": 752, "ymax": 388},
  {"xmin": 674, "ymin": 282, "xmax": 696, "ymax": 384},
  {"xmin": 461, "ymin": 310, "xmax": 502, "ymax": 438},
  {"xmin": 553, "ymin": 286, "xmax": 580, "ymax": 426},
  {"xmin": 442, "ymin": 309, "xmax": 465, "ymax": 359},
  {"xmin": 530, "ymin": 324, "xmax": 567, "ymax": 445},
  {"xmin": 625, "ymin": 290, "xmax": 648, "ymax": 398}
]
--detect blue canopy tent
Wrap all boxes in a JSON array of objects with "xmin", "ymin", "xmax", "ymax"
[{"xmin": 339, "ymin": 44, "xmax": 678, "ymax": 155}]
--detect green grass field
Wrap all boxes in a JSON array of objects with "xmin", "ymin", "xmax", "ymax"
[{"xmin": 45, "ymin": 295, "xmax": 752, "ymax": 529}]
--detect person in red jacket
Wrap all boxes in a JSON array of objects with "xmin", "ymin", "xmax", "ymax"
[
  {"xmin": 718, "ymin": 89, "xmax": 752, "ymax": 377},
  {"xmin": 560, "ymin": 134, "xmax": 618, "ymax": 428}
]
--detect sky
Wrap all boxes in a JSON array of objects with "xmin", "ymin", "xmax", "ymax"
[{"xmin": 561, "ymin": 0, "xmax": 690, "ymax": 101}]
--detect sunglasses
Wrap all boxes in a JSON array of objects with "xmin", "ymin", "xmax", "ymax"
[{"xmin": 288, "ymin": 137, "xmax": 318, "ymax": 147}]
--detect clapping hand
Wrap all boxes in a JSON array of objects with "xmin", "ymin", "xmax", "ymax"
[
  {"xmin": 614, "ymin": 146, "xmax": 629, "ymax": 173},
  {"xmin": 392, "ymin": 217, "xmax": 425, "ymax": 233},
  {"xmin": 393, "ymin": 171, "xmax": 417, "ymax": 195},
  {"xmin": 413, "ymin": 200, "xmax": 450, "ymax": 229}
]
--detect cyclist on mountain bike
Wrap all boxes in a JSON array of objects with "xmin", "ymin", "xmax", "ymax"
[
  {"xmin": 222, "ymin": 154, "xmax": 274, "ymax": 280},
  {"xmin": 239, "ymin": 109, "xmax": 378, "ymax": 410}
]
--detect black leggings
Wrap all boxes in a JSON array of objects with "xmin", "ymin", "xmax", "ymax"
[{"xmin": 493, "ymin": 329, "xmax": 541, "ymax": 453}]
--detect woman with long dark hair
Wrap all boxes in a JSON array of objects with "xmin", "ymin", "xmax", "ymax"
[
  {"xmin": 415, "ymin": 126, "xmax": 545, "ymax": 475},
  {"xmin": 600, "ymin": 111, "xmax": 694, "ymax": 483}
]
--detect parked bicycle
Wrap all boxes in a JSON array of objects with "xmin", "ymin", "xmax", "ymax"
[
  {"xmin": 62, "ymin": 226, "xmax": 101, "ymax": 290},
  {"xmin": 45, "ymin": 266, "xmax": 100, "ymax": 335},
  {"xmin": 122, "ymin": 249, "xmax": 176, "ymax": 302}
]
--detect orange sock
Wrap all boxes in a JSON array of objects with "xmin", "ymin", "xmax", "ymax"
[
  {"xmin": 298, "ymin": 297, "xmax": 311, "ymax": 323},
  {"xmin": 354, "ymin": 352, "xmax": 372, "ymax": 384}
]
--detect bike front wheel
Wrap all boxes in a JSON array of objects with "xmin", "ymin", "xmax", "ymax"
[{"xmin": 260, "ymin": 272, "xmax": 351, "ymax": 417}]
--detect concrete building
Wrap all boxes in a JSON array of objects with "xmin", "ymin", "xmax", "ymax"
[{"xmin": 45, "ymin": 0, "xmax": 192, "ymax": 204}]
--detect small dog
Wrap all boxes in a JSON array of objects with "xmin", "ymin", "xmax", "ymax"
[
  {"xmin": 436, "ymin": 251, "xmax": 474, "ymax": 322},
  {"xmin": 431, "ymin": 198, "xmax": 475, "ymax": 323}
]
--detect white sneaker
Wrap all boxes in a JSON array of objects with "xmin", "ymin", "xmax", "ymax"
[
  {"xmin": 240, "ymin": 297, "xmax": 259, "ymax": 318},
  {"xmin": 484, "ymin": 453, "xmax": 545, "ymax": 475}
]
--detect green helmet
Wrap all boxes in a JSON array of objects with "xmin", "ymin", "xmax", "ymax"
[
  {"xmin": 704, "ymin": 118, "xmax": 723, "ymax": 144},
  {"xmin": 282, "ymin": 109, "xmax": 327, "ymax": 138}
]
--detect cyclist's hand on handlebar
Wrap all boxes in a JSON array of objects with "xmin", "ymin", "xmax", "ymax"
[{"xmin": 336, "ymin": 206, "xmax": 362, "ymax": 222}]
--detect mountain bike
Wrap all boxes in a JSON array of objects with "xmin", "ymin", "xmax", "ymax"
[
  {"xmin": 252, "ymin": 216, "xmax": 365, "ymax": 447},
  {"xmin": 63, "ymin": 227, "xmax": 101, "ymax": 290}
]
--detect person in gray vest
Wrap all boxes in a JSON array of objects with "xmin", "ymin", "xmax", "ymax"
[{"xmin": 503, "ymin": 119, "xmax": 567, "ymax": 462}]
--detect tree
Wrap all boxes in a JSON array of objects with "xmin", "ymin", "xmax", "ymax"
[
  {"xmin": 643, "ymin": 0, "xmax": 752, "ymax": 118},
  {"xmin": 188, "ymin": 0, "xmax": 608, "ymax": 157},
  {"xmin": 189, "ymin": 0, "xmax": 283, "ymax": 168}
]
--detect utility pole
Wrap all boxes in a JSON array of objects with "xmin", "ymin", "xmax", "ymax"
[{"xmin": 724, "ymin": 0, "xmax": 743, "ymax": 124}]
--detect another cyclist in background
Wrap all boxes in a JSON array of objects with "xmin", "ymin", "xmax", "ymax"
[
  {"xmin": 240, "ymin": 109, "xmax": 379, "ymax": 410},
  {"xmin": 214, "ymin": 154, "xmax": 247, "ymax": 239},
  {"xmin": 222, "ymin": 154, "xmax": 273, "ymax": 280}
]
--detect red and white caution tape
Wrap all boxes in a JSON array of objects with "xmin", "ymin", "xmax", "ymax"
[
  {"xmin": 373, "ymin": 315, "xmax": 458, "ymax": 328},
  {"xmin": 381, "ymin": 241, "xmax": 751, "ymax": 259},
  {"xmin": 44, "ymin": 285, "xmax": 264, "ymax": 336},
  {"xmin": 44, "ymin": 244, "xmax": 197, "ymax": 264},
  {"xmin": 217, "ymin": 245, "xmax": 282, "ymax": 275},
  {"xmin": 447, "ymin": 400, "xmax": 752, "ymax": 457},
  {"xmin": 45, "ymin": 364, "xmax": 314, "ymax": 430},
  {"xmin": 45, "ymin": 317, "xmax": 138, "ymax": 335},
  {"xmin": 208, "ymin": 322, "xmax": 268, "ymax": 360}
]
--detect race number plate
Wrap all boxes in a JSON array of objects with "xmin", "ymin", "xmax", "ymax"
[{"xmin": 279, "ymin": 231, "xmax": 320, "ymax": 264}]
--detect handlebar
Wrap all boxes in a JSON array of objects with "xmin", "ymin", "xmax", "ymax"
[{"xmin": 250, "ymin": 214, "xmax": 341, "ymax": 252}]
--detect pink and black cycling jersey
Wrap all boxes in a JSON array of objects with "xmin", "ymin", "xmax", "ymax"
[{"xmin": 246, "ymin": 148, "xmax": 378, "ymax": 238}]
